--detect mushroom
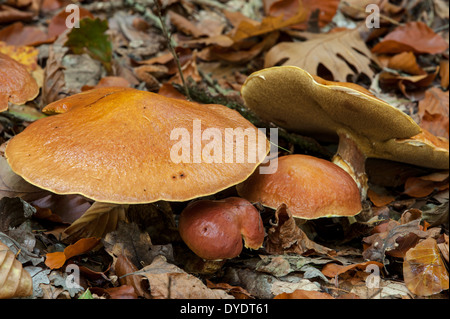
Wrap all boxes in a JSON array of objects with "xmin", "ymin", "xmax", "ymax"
[
  {"xmin": 240, "ymin": 66, "xmax": 449, "ymax": 198},
  {"xmin": 5, "ymin": 87, "xmax": 269, "ymax": 204},
  {"xmin": 0, "ymin": 52, "xmax": 39, "ymax": 112},
  {"xmin": 178, "ymin": 197, "xmax": 265, "ymax": 260},
  {"xmin": 236, "ymin": 155, "xmax": 362, "ymax": 220}
]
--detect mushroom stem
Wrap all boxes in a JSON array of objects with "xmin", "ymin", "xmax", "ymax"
[{"xmin": 332, "ymin": 131, "xmax": 368, "ymax": 200}]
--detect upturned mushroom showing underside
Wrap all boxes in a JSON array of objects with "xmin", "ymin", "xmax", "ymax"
[
  {"xmin": 241, "ymin": 66, "xmax": 449, "ymax": 197},
  {"xmin": 5, "ymin": 87, "xmax": 269, "ymax": 204}
]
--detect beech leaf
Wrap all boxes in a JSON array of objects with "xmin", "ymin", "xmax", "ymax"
[{"xmin": 403, "ymin": 237, "xmax": 449, "ymax": 296}]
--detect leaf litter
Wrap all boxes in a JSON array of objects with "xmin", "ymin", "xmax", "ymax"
[{"xmin": 0, "ymin": 0, "xmax": 448, "ymax": 300}]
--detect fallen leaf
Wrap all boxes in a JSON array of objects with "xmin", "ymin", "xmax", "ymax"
[
  {"xmin": 417, "ymin": 87, "xmax": 449, "ymax": 139},
  {"xmin": 267, "ymin": 0, "xmax": 339, "ymax": 30},
  {"xmin": 115, "ymin": 254, "xmax": 151, "ymax": 299},
  {"xmin": 403, "ymin": 237, "xmax": 449, "ymax": 296},
  {"xmin": 274, "ymin": 289, "xmax": 334, "ymax": 299},
  {"xmin": 206, "ymin": 280, "xmax": 254, "ymax": 299},
  {"xmin": 0, "ymin": 4, "xmax": 34, "ymax": 24},
  {"xmin": 367, "ymin": 186, "xmax": 396, "ymax": 207},
  {"xmin": 0, "ymin": 240, "xmax": 33, "ymax": 299},
  {"xmin": 362, "ymin": 210, "xmax": 441, "ymax": 262},
  {"xmin": 134, "ymin": 255, "xmax": 233, "ymax": 299},
  {"xmin": 64, "ymin": 18, "xmax": 112, "ymax": 72},
  {"xmin": 321, "ymin": 260, "xmax": 384, "ymax": 278},
  {"xmin": 404, "ymin": 171, "xmax": 449, "ymax": 198},
  {"xmin": 61, "ymin": 202, "xmax": 127, "ymax": 244},
  {"xmin": 45, "ymin": 237, "xmax": 101, "ymax": 269},
  {"xmin": 104, "ymin": 285, "xmax": 138, "ymax": 299},
  {"xmin": 0, "ymin": 21, "xmax": 49, "ymax": 46},
  {"xmin": 387, "ymin": 51, "xmax": 425, "ymax": 75},
  {"xmin": 0, "ymin": 41, "xmax": 38, "ymax": 72},
  {"xmin": 0, "ymin": 155, "xmax": 48, "ymax": 202},
  {"xmin": 265, "ymin": 204, "xmax": 333, "ymax": 255},
  {"xmin": 437, "ymin": 234, "xmax": 448, "ymax": 263},
  {"xmin": 47, "ymin": 7, "xmax": 94, "ymax": 39},
  {"xmin": 439, "ymin": 60, "xmax": 449, "ymax": 89},
  {"xmin": 265, "ymin": 29, "xmax": 376, "ymax": 82},
  {"xmin": 229, "ymin": 3, "xmax": 307, "ymax": 42},
  {"xmin": 81, "ymin": 76, "xmax": 131, "ymax": 91},
  {"xmin": 372, "ymin": 22, "xmax": 448, "ymax": 55}
]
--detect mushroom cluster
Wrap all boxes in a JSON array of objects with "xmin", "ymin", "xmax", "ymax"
[
  {"xmin": 5, "ymin": 87, "xmax": 269, "ymax": 261},
  {"xmin": 240, "ymin": 66, "xmax": 449, "ymax": 198}
]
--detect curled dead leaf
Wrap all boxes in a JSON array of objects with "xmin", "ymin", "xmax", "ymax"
[
  {"xmin": 265, "ymin": 203, "xmax": 333, "ymax": 255},
  {"xmin": 0, "ymin": 240, "xmax": 33, "ymax": 299}
]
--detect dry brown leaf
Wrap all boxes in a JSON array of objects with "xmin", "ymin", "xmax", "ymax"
[
  {"xmin": 265, "ymin": 204, "xmax": 333, "ymax": 255},
  {"xmin": 61, "ymin": 202, "xmax": 127, "ymax": 244},
  {"xmin": 265, "ymin": 29, "xmax": 376, "ymax": 82},
  {"xmin": 367, "ymin": 187, "xmax": 396, "ymax": 207},
  {"xmin": 0, "ymin": 240, "xmax": 33, "ymax": 299},
  {"xmin": 206, "ymin": 280, "xmax": 254, "ymax": 299},
  {"xmin": 81, "ymin": 76, "xmax": 131, "ymax": 91},
  {"xmin": 372, "ymin": 22, "xmax": 448, "ymax": 55},
  {"xmin": 47, "ymin": 7, "xmax": 94, "ymax": 39},
  {"xmin": 0, "ymin": 4, "xmax": 33, "ymax": 24},
  {"xmin": 404, "ymin": 171, "xmax": 449, "ymax": 198},
  {"xmin": 439, "ymin": 60, "xmax": 449, "ymax": 89},
  {"xmin": 403, "ymin": 237, "xmax": 449, "ymax": 296},
  {"xmin": 115, "ymin": 254, "xmax": 151, "ymax": 299},
  {"xmin": 387, "ymin": 51, "xmax": 425, "ymax": 75},
  {"xmin": 0, "ymin": 21, "xmax": 49, "ymax": 46},
  {"xmin": 274, "ymin": 289, "xmax": 334, "ymax": 299},
  {"xmin": 45, "ymin": 237, "xmax": 101, "ymax": 269},
  {"xmin": 437, "ymin": 234, "xmax": 449, "ymax": 263},
  {"xmin": 136, "ymin": 255, "xmax": 233, "ymax": 299},
  {"xmin": 229, "ymin": 3, "xmax": 307, "ymax": 42},
  {"xmin": 418, "ymin": 87, "xmax": 449, "ymax": 139},
  {"xmin": 267, "ymin": 0, "xmax": 339, "ymax": 30},
  {"xmin": 0, "ymin": 155, "xmax": 48, "ymax": 202},
  {"xmin": 362, "ymin": 210, "xmax": 441, "ymax": 262},
  {"xmin": 321, "ymin": 261, "xmax": 384, "ymax": 278}
]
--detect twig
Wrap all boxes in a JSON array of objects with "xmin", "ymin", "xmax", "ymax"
[{"xmin": 153, "ymin": 0, "xmax": 192, "ymax": 101}]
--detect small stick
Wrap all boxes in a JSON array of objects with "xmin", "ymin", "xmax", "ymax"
[{"xmin": 153, "ymin": 0, "xmax": 192, "ymax": 101}]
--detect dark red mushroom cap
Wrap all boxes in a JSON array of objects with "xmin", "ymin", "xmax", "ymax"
[{"xmin": 178, "ymin": 197, "xmax": 265, "ymax": 260}]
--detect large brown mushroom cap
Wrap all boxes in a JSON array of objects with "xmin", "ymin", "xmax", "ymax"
[
  {"xmin": 241, "ymin": 66, "xmax": 448, "ymax": 170},
  {"xmin": 178, "ymin": 197, "xmax": 265, "ymax": 260},
  {"xmin": 0, "ymin": 52, "xmax": 39, "ymax": 112},
  {"xmin": 236, "ymin": 155, "xmax": 362, "ymax": 220},
  {"xmin": 5, "ymin": 88, "xmax": 269, "ymax": 203}
]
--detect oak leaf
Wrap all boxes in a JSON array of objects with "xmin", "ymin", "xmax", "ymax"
[{"xmin": 264, "ymin": 29, "xmax": 376, "ymax": 82}]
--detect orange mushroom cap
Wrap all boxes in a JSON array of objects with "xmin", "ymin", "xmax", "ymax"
[
  {"xmin": 5, "ymin": 87, "xmax": 269, "ymax": 203},
  {"xmin": 0, "ymin": 52, "xmax": 39, "ymax": 112},
  {"xmin": 178, "ymin": 197, "xmax": 265, "ymax": 260},
  {"xmin": 237, "ymin": 155, "xmax": 362, "ymax": 219}
]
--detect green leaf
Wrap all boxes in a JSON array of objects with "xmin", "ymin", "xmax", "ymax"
[
  {"xmin": 78, "ymin": 288, "xmax": 94, "ymax": 299},
  {"xmin": 64, "ymin": 18, "xmax": 112, "ymax": 73}
]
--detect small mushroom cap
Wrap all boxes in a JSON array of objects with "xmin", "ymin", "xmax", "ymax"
[
  {"xmin": 178, "ymin": 197, "xmax": 265, "ymax": 260},
  {"xmin": 5, "ymin": 88, "xmax": 269, "ymax": 203},
  {"xmin": 0, "ymin": 52, "xmax": 39, "ymax": 112},
  {"xmin": 236, "ymin": 155, "xmax": 362, "ymax": 219},
  {"xmin": 241, "ymin": 66, "xmax": 448, "ymax": 169}
]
